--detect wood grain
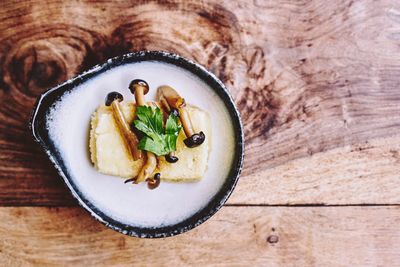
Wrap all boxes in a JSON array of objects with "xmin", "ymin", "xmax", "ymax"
[
  {"xmin": 0, "ymin": 206, "xmax": 399, "ymax": 266},
  {"xmin": 0, "ymin": 0, "xmax": 400, "ymax": 205},
  {"xmin": 230, "ymin": 135, "xmax": 400, "ymax": 205}
]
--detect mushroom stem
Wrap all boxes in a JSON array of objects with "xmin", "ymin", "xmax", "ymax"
[
  {"xmin": 178, "ymin": 107, "xmax": 195, "ymax": 137},
  {"xmin": 134, "ymin": 86, "xmax": 146, "ymax": 106},
  {"xmin": 108, "ymin": 98, "xmax": 142, "ymax": 160},
  {"xmin": 159, "ymin": 97, "xmax": 171, "ymax": 112},
  {"xmin": 135, "ymin": 151, "xmax": 157, "ymax": 183}
]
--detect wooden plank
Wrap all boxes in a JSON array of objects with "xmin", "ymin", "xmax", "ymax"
[
  {"xmin": 0, "ymin": 206, "xmax": 399, "ymax": 266},
  {"xmin": 0, "ymin": 0, "xmax": 400, "ymax": 205},
  {"xmin": 230, "ymin": 135, "xmax": 400, "ymax": 205}
]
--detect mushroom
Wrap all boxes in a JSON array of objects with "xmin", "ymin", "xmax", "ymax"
[
  {"xmin": 147, "ymin": 173, "xmax": 161, "ymax": 190},
  {"xmin": 165, "ymin": 152, "xmax": 179, "ymax": 163},
  {"xmin": 157, "ymin": 86, "xmax": 205, "ymax": 148},
  {"xmin": 129, "ymin": 79, "xmax": 149, "ymax": 106},
  {"xmin": 105, "ymin": 92, "xmax": 142, "ymax": 160},
  {"xmin": 128, "ymin": 79, "xmax": 159, "ymax": 185}
]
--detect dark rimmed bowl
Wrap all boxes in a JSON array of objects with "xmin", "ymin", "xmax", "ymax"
[{"xmin": 30, "ymin": 51, "xmax": 244, "ymax": 238}]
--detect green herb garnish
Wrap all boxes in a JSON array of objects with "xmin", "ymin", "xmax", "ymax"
[{"xmin": 133, "ymin": 106, "xmax": 182, "ymax": 156}]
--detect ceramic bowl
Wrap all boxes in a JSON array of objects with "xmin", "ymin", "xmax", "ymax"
[{"xmin": 30, "ymin": 51, "xmax": 244, "ymax": 238}]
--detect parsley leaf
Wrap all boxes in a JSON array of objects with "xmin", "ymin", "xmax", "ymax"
[{"xmin": 133, "ymin": 106, "xmax": 182, "ymax": 156}]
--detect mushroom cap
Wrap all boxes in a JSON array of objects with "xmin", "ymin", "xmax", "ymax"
[
  {"xmin": 165, "ymin": 154, "xmax": 179, "ymax": 163},
  {"xmin": 183, "ymin": 131, "xmax": 206, "ymax": 148},
  {"xmin": 129, "ymin": 79, "xmax": 150, "ymax": 95},
  {"xmin": 105, "ymin": 91, "xmax": 124, "ymax": 106},
  {"xmin": 157, "ymin": 86, "xmax": 185, "ymax": 109},
  {"xmin": 147, "ymin": 173, "xmax": 161, "ymax": 189}
]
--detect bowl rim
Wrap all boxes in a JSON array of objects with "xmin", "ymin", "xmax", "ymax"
[{"xmin": 29, "ymin": 50, "xmax": 244, "ymax": 238}]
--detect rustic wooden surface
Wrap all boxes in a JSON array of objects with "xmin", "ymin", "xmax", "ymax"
[
  {"xmin": 1, "ymin": 206, "xmax": 400, "ymax": 266},
  {"xmin": 0, "ymin": 0, "xmax": 399, "ymax": 266}
]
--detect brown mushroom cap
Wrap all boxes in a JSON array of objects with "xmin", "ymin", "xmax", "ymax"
[
  {"xmin": 184, "ymin": 131, "xmax": 206, "ymax": 148},
  {"xmin": 146, "ymin": 172, "xmax": 161, "ymax": 189},
  {"xmin": 129, "ymin": 79, "xmax": 149, "ymax": 95},
  {"xmin": 157, "ymin": 86, "xmax": 185, "ymax": 109},
  {"xmin": 165, "ymin": 152, "xmax": 179, "ymax": 163},
  {"xmin": 105, "ymin": 91, "xmax": 124, "ymax": 106}
]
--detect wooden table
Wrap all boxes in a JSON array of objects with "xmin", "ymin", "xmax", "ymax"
[{"xmin": 1, "ymin": 0, "xmax": 400, "ymax": 266}]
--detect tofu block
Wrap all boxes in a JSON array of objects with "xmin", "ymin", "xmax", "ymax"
[{"xmin": 90, "ymin": 101, "xmax": 211, "ymax": 182}]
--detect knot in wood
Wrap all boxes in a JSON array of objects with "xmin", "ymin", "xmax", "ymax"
[{"xmin": 266, "ymin": 234, "xmax": 279, "ymax": 244}]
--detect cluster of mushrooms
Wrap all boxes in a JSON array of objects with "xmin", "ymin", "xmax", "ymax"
[{"xmin": 105, "ymin": 79, "xmax": 205, "ymax": 189}]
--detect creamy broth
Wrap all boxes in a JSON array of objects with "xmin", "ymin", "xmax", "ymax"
[{"xmin": 46, "ymin": 61, "xmax": 235, "ymax": 227}]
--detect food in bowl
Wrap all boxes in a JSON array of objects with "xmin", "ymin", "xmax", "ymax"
[{"xmin": 89, "ymin": 80, "xmax": 211, "ymax": 188}]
